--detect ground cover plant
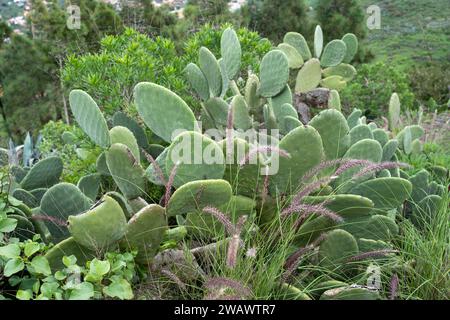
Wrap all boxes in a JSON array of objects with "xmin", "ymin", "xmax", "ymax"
[{"xmin": 0, "ymin": 24, "xmax": 447, "ymax": 301}]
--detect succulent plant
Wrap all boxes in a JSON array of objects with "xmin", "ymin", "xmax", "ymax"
[{"xmin": 5, "ymin": 27, "xmax": 439, "ymax": 300}]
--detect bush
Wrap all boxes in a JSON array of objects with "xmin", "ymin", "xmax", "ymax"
[
  {"xmin": 62, "ymin": 28, "xmax": 186, "ymax": 117},
  {"xmin": 38, "ymin": 121, "xmax": 100, "ymax": 184},
  {"xmin": 63, "ymin": 25, "xmax": 272, "ymax": 118},
  {"xmin": 340, "ymin": 62, "xmax": 416, "ymax": 118},
  {"xmin": 408, "ymin": 62, "xmax": 450, "ymax": 111}
]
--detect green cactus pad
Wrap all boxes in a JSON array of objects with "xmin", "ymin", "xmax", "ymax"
[
  {"xmin": 29, "ymin": 188, "xmax": 47, "ymax": 203},
  {"xmin": 199, "ymin": 47, "xmax": 222, "ymax": 97},
  {"xmin": 320, "ymin": 286, "xmax": 380, "ymax": 300},
  {"xmin": 120, "ymin": 204, "xmax": 167, "ymax": 263},
  {"xmin": 396, "ymin": 125, "xmax": 424, "ymax": 151},
  {"xmin": 346, "ymin": 109, "xmax": 362, "ymax": 129},
  {"xmin": 145, "ymin": 147, "xmax": 169, "ymax": 186},
  {"xmin": 349, "ymin": 177, "xmax": 412, "ymax": 210},
  {"xmin": 44, "ymin": 237, "xmax": 96, "ymax": 272},
  {"xmin": 221, "ymin": 28, "xmax": 241, "ymax": 80},
  {"xmin": 314, "ymin": 25, "xmax": 324, "ymax": 58},
  {"xmin": 378, "ymin": 169, "xmax": 391, "ymax": 178},
  {"xmin": 295, "ymin": 58, "xmax": 322, "ymax": 93},
  {"xmin": 388, "ymin": 93, "xmax": 401, "ymax": 130},
  {"xmin": 335, "ymin": 139, "xmax": 382, "ymax": 186},
  {"xmin": 220, "ymin": 195, "xmax": 256, "ymax": 222},
  {"xmin": 310, "ymin": 109, "xmax": 350, "ymax": 160},
  {"xmin": 341, "ymin": 33, "xmax": 358, "ymax": 63},
  {"xmin": 276, "ymin": 104, "xmax": 299, "ymax": 135},
  {"xmin": 259, "ymin": 50, "xmax": 289, "ymax": 97},
  {"xmin": 320, "ymin": 40, "xmax": 347, "ymax": 67},
  {"xmin": 271, "ymin": 85, "xmax": 292, "ymax": 111},
  {"xmin": 408, "ymin": 170, "xmax": 430, "ymax": 203},
  {"xmin": 320, "ymin": 76, "xmax": 347, "ymax": 91},
  {"xmin": 165, "ymin": 131, "xmax": 225, "ymax": 188},
  {"xmin": 20, "ymin": 156, "xmax": 63, "ymax": 190},
  {"xmin": 244, "ymin": 74, "xmax": 262, "ymax": 114},
  {"xmin": 12, "ymin": 189, "xmax": 39, "ymax": 208},
  {"xmin": 184, "ymin": 63, "xmax": 210, "ymax": 101},
  {"xmin": 382, "ymin": 139, "xmax": 399, "ymax": 161},
  {"xmin": 319, "ymin": 229, "xmax": 358, "ymax": 269},
  {"xmin": 9, "ymin": 214, "xmax": 35, "ymax": 240},
  {"xmin": 134, "ymin": 82, "xmax": 198, "ymax": 143},
  {"xmin": 263, "ymin": 104, "xmax": 278, "ymax": 130},
  {"xmin": 270, "ymin": 125, "xmax": 324, "ymax": 194},
  {"xmin": 282, "ymin": 116, "xmax": 302, "ymax": 133},
  {"xmin": 358, "ymin": 238, "xmax": 392, "ymax": 253},
  {"xmin": 77, "ymin": 174, "xmax": 101, "ymax": 201},
  {"xmin": 340, "ymin": 214, "xmax": 398, "ymax": 241},
  {"xmin": 328, "ymin": 90, "xmax": 341, "ymax": 111},
  {"xmin": 277, "ymin": 43, "xmax": 304, "ymax": 69},
  {"xmin": 231, "ymin": 95, "xmax": 252, "ymax": 130},
  {"xmin": 283, "ymin": 32, "xmax": 312, "ymax": 60},
  {"xmin": 68, "ymin": 195, "xmax": 127, "ymax": 250},
  {"xmin": 40, "ymin": 182, "xmax": 92, "ymax": 242},
  {"xmin": 109, "ymin": 126, "xmax": 140, "ymax": 162},
  {"xmin": 96, "ymin": 152, "xmax": 109, "ymax": 176},
  {"xmin": 166, "ymin": 179, "xmax": 232, "ymax": 217},
  {"xmin": 372, "ymin": 129, "xmax": 389, "ymax": 146},
  {"xmin": 69, "ymin": 90, "xmax": 110, "ymax": 147},
  {"xmin": 323, "ymin": 64, "xmax": 357, "ymax": 82},
  {"xmin": 106, "ymin": 143, "xmax": 146, "ymax": 200},
  {"xmin": 218, "ymin": 138, "xmax": 262, "ymax": 197},
  {"xmin": 205, "ymin": 97, "xmax": 229, "ymax": 127},
  {"xmin": 349, "ymin": 124, "xmax": 374, "ymax": 145},
  {"xmin": 219, "ymin": 58, "xmax": 230, "ymax": 97},
  {"xmin": 302, "ymin": 194, "xmax": 374, "ymax": 219},
  {"xmin": 112, "ymin": 111, "xmax": 149, "ymax": 150},
  {"xmin": 105, "ymin": 191, "xmax": 133, "ymax": 218},
  {"xmin": 411, "ymin": 139, "xmax": 422, "ymax": 155}
]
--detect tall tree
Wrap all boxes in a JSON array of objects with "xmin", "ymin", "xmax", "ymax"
[
  {"xmin": 316, "ymin": 0, "xmax": 365, "ymax": 41},
  {"xmin": 244, "ymin": 0, "xmax": 310, "ymax": 43},
  {"xmin": 119, "ymin": 0, "xmax": 177, "ymax": 37}
]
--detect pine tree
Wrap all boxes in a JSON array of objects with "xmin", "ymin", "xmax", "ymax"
[
  {"xmin": 316, "ymin": 0, "xmax": 365, "ymax": 41},
  {"xmin": 246, "ymin": 0, "xmax": 310, "ymax": 43}
]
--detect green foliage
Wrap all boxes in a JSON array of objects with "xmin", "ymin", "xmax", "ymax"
[
  {"xmin": 63, "ymin": 28, "xmax": 184, "ymax": 117},
  {"xmin": 0, "ymin": 233, "xmax": 138, "ymax": 300},
  {"xmin": 38, "ymin": 121, "xmax": 100, "ymax": 184},
  {"xmin": 408, "ymin": 61, "xmax": 450, "ymax": 111},
  {"xmin": 340, "ymin": 62, "xmax": 416, "ymax": 118},
  {"xmin": 244, "ymin": 0, "xmax": 310, "ymax": 43},
  {"xmin": 316, "ymin": 0, "xmax": 367, "ymax": 61}
]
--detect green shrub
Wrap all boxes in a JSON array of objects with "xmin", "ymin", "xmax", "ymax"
[
  {"xmin": 408, "ymin": 62, "xmax": 450, "ymax": 111},
  {"xmin": 340, "ymin": 62, "xmax": 416, "ymax": 118},
  {"xmin": 62, "ymin": 28, "xmax": 186, "ymax": 117},
  {"xmin": 38, "ymin": 121, "xmax": 100, "ymax": 184}
]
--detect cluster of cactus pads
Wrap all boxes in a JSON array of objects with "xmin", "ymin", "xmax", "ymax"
[{"xmin": 2, "ymin": 27, "xmax": 444, "ymax": 300}]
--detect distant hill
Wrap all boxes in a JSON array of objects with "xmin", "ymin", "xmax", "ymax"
[{"xmin": 307, "ymin": 0, "xmax": 450, "ymax": 69}]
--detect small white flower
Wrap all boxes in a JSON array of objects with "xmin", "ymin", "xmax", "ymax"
[{"xmin": 245, "ymin": 247, "xmax": 257, "ymax": 258}]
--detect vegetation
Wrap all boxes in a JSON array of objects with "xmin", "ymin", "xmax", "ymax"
[{"xmin": 0, "ymin": 0, "xmax": 448, "ymax": 302}]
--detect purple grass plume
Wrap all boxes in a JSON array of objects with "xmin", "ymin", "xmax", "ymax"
[
  {"xmin": 202, "ymin": 206, "xmax": 236, "ymax": 235},
  {"xmin": 204, "ymin": 277, "xmax": 251, "ymax": 299},
  {"xmin": 32, "ymin": 215, "xmax": 68, "ymax": 227},
  {"xmin": 161, "ymin": 268, "xmax": 187, "ymax": 291},
  {"xmin": 351, "ymin": 161, "xmax": 410, "ymax": 179},
  {"xmin": 142, "ymin": 148, "xmax": 166, "ymax": 185},
  {"xmin": 164, "ymin": 162, "xmax": 179, "ymax": 207},
  {"xmin": 347, "ymin": 249, "xmax": 398, "ymax": 262},
  {"xmin": 390, "ymin": 273, "xmax": 399, "ymax": 300}
]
